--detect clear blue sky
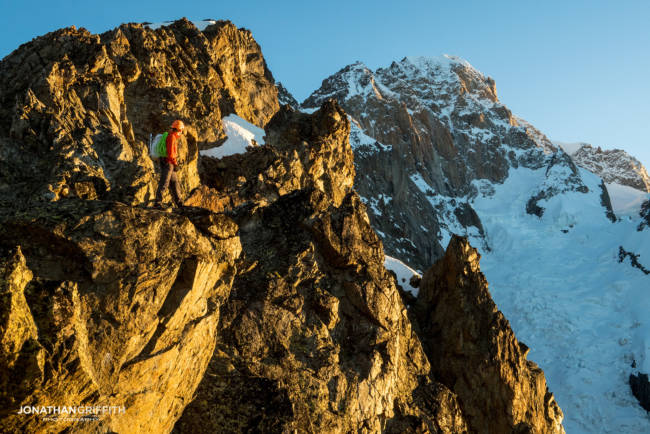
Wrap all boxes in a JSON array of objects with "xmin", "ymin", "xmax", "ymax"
[{"xmin": 4, "ymin": 0, "xmax": 650, "ymax": 169}]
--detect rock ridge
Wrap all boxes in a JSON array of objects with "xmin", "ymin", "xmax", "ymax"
[
  {"xmin": 414, "ymin": 235, "xmax": 565, "ymax": 434},
  {"xmin": 176, "ymin": 101, "xmax": 469, "ymax": 433},
  {"xmin": 568, "ymin": 144, "xmax": 650, "ymax": 193},
  {"xmin": 0, "ymin": 20, "xmax": 565, "ymax": 434},
  {"xmin": 0, "ymin": 18, "xmax": 278, "ymax": 206}
]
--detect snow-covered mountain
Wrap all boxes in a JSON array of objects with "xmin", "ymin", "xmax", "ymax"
[
  {"xmin": 298, "ymin": 55, "xmax": 650, "ymax": 433},
  {"xmin": 302, "ymin": 56, "xmax": 611, "ymax": 271},
  {"xmin": 556, "ymin": 142, "xmax": 650, "ymax": 193}
]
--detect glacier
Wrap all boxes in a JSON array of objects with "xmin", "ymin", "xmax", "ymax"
[{"xmin": 472, "ymin": 166, "xmax": 650, "ymax": 433}]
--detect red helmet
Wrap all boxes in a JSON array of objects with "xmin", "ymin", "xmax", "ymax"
[{"xmin": 171, "ymin": 120, "xmax": 185, "ymax": 132}]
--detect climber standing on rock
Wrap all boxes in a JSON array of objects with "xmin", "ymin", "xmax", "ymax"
[{"xmin": 155, "ymin": 119, "xmax": 185, "ymax": 208}]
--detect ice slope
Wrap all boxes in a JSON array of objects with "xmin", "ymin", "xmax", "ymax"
[
  {"xmin": 471, "ymin": 166, "xmax": 650, "ymax": 433},
  {"xmin": 607, "ymin": 183, "xmax": 650, "ymax": 217},
  {"xmin": 200, "ymin": 114, "xmax": 265, "ymax": 159}
]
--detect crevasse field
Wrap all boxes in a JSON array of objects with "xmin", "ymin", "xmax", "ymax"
[{"xmin": 472, "ymin": 167, "xmax": 650, "ymax": 433}]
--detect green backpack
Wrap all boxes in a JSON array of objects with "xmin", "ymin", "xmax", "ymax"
[{"xmin": 149, "ymin": 132, "xmax": 168, "ymax": 158}]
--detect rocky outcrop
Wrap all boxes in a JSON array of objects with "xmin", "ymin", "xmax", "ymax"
[
  {"xmin": 0, "ymin": 18, "xmax": 278, "ymax": 206},
  {"xmin": 303, "ymin": 57, "xmax": 591, "ymax": 270},
  {"xmin": 0, "ymin": 18, "xmax": 269, "ymax": 433},
  {"xmin": 177, "ymin": 189, "xmax": 440, "ymax": 432},
  {"xmin": 568, "ymin": 144, "xmax": 650, "ymax": 192},
  {"xmin": 0, "ymin": 19, "xmax": 565, "ymax": 434},
  {"xmin": 618, "ymin": 246, "xmax": 650, "ymax": 275},
  {"xmin": 0, "ymin": 200, "xmax": 241, "ymax": 433},
  {"xmin": 629, "ymin": 373, "xmax": 650, "ymax": 412},
  {"xmin": 414, "ymin": 236, "xmax": 565, "ymax": 433},
  {"xmin": 176, "ymin": 101, "xmax": 471, "ymax": 433},
  {"xmin": 525, "ymin": 152, "xmax": 588, "ymax": 218},
  {"xmin": 185, "ymin": 101, "xmax": 355, "ymax": 212},
  {"xmin": 638, "ymin": 200, "xmax": 650, "ymax": 231},
  {"xmin": 599, "ymin": 180, "xmax": 618, "ymax": 222}
]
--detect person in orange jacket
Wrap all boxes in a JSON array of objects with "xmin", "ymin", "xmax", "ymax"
[{"xmin": 155, "ymin": 119, "xmax": 185, "ymax": 207}]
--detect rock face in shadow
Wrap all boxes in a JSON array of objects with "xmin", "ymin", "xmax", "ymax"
[
  {"xmin": 638, "ymin": 200, "xmax": 650, "ymax": 231},
  {"xmin": 414, "ymin": 236, "xmax": 565, "ymax": 434},
  {"xmin": 629, "ymin": 373, "xmax": 650, "ymax": 412},
  {"xmin": 599, "ymin": 180, "xmax": 618, "ymax": 222}
]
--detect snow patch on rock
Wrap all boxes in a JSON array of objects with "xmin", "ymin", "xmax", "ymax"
[
  {"xmin": 200, "ymin": 114, "xmax": 265, "ymax": 159},
  {"xmin": 410, "ymin": 173, "xmax": 483, "ymax": 250},
  {"xmin": 385, "ymin": 256, "xmax": 421, "ymax": 296},
  {"xmin": 349, "ymin": 119, "xmax": 391, "ymax": 155}
]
